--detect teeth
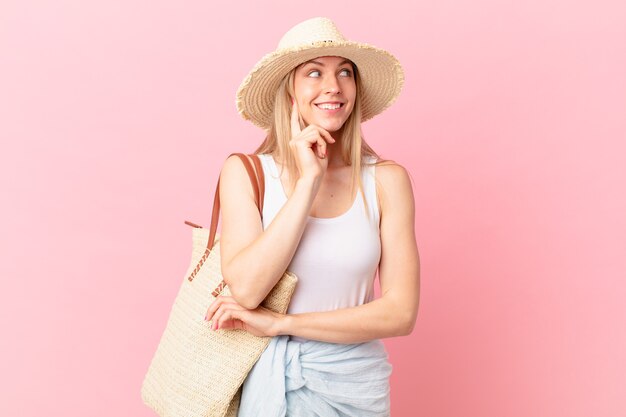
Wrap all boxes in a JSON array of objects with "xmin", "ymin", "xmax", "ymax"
[{"xmin": 316, "ymin": 103, "xmax": 341, "ymax": 110}]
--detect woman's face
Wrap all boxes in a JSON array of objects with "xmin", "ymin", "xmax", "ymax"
[{"xmin": 293, "ymin": 55, "xmax": 356, "ymax": 133}]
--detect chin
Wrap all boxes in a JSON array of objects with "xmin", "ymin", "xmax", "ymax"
[{"xmin": 310, "ymin": 118, "xmax": 346, "ymax": 132}]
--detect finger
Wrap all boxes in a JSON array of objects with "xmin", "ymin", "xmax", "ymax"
[
  {"xmin": 309, "ymin": 127, "xmax": 332, "ymax": 158},
  {"xmin": 219, "ymin": 315, "xmax": 244, "ymax": 330},
  {"xmin": 205, "ymin": 295, "xmax": 240, "ymax": 321},
  {"xmin": 217, "ymin": 307, "xmax": 250, "ymax": 330},
  {"xmin": 294, "ymin": 129, "xmax": 324, "ymax": 158},
  {"xmin": 316, "ymin": 126, "xmax": 336, "ymax": 144},
  {"xmin": 216, "ymin": 309, "xmax": 236, "ymax": 330},
  {"xmin": 211, "ymin": 302, "xmax": 246, "ymax": 330},
  {"xmin": 205, "ymin": 296, "xmax": 224, "ymax": 321},
  {"xmin": 315, "ymin": 135, "xmax": 326, "ymax": 158},
  {"xmin": 205, "ymin": 297, "xmax": 236, "ymax": 322},
  {"xmin": 211, "ymin": 304, "xmax": 226, "ymax": 329},
  {"xmin": 290, "ymin": 100, "xmax": 301, "ymax": 137}
]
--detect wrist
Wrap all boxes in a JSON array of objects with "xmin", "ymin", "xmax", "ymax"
[
  {"xmin": 295, "ymin": 176, "xmax": 320, "ymax": 192},
  {"xmin": 294, "ymin": 178, "xmax": 321, "ymax": 205},
  {"xmin": 276, "ymin": 313, "xmax": 295, "ymax": 336}
]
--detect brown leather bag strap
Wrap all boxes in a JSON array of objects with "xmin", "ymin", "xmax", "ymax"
[
  {"xmin": 208, "ymin": 153, "xmax": 264, "ymax": 249},
  {"xmin": 185, "ymin": 153, "xmax": 265, "ymax": 283},
  {"xmin": 252, "ymin": 153, "xmax": 265, "ymax": 214}
]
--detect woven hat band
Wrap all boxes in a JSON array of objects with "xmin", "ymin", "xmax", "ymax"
[{"xmin": 277, "ymin": 17, "xmax": 347, "ymax": 49}]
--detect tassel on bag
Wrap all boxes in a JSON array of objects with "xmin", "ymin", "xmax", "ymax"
[{"xmin": 141, "ymin": 153, "xmax": 298, "ymax": 417}]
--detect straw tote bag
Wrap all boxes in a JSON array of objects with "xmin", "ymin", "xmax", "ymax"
[{"xmin": 141, "ymin": 153, "xmax": 298, "ymax": 417}]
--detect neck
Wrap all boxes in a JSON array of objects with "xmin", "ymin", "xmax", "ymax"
[{"xmin": 325, "ymin": 130, "xmax": 345, "ymax": 168}]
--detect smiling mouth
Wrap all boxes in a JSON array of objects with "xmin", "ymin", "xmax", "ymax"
[{"xmin": 314, "ymin": 103, "xmax": 345, "ymax": 111}]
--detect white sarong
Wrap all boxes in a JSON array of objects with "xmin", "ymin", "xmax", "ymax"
[{"xmin": 238, "ymin": 335, "xmax": 392, "ymax": 416}]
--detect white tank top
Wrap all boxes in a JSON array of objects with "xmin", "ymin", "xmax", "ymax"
[{"xmin": 257, "ymin": 153, "xmax": 381, "ymax": 343}]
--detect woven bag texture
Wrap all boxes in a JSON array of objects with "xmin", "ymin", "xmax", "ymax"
[{"xmin": 141, "ymin": 227, "xmax": 297, "ymax": 417}]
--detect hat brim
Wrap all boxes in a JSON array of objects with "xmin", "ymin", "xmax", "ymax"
[{"xmin": 236, "ymin": 41, "xmax": 404, "ymax": 130}]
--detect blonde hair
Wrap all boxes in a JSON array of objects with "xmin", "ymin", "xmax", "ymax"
[{"xmin": 253, "ymin": 59, "xmax": 389, "ymax": 218}]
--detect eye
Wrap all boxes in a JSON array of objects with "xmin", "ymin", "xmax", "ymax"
[{"xmin": 307, "ymin": 68, "xmax": 352, "ymax": 78}]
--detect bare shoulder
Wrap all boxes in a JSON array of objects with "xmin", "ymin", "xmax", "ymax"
[
  {"xmin": 219, "ymin": 154, "xmax": 256, "ymax": 202},
  {"xmin": 375, "ymin": 159, "xmax": 411, "ymax": 182},
  {"xmin": 374, "ymin": 159, "xmax": 415, "ymax": 216},
  {"xmin": 221, "ymin": 153, "xmax": 251, "ymax": 181},
  {"xmin": 218, "ymin": 154, "xmax": 263, "ymax": 269}
]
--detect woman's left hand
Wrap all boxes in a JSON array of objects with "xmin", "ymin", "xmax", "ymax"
[{"xmin": 204, "ymin": 296, "xmax": 285, "ymax": 338}]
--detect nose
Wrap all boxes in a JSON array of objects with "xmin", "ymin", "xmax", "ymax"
[{"xmin": 323, "ymin": 75, "xmax": 341, "ymax": 95}]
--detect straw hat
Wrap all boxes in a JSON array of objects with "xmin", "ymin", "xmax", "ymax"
[{"xmin": 235, "ymin": 17, "xmax": 405, "ymax": 130}]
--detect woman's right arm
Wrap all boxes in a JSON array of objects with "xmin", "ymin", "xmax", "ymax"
[
  {"xmin": 219, "ymin": 102, "xmax": 335, "ymax": 310},
  {"xmin": 218, "ymin": 156, "xmax": 316, "ymax": 310}
]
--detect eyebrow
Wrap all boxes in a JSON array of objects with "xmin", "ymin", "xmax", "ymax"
[{"xmin": 303, "ymin": 58, "xmax": 353, "ymax": 68}]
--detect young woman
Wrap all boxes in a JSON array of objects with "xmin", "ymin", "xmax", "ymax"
[{"xmin": 204, "ymin": 17, "xmax": 420, "ymax": 416}]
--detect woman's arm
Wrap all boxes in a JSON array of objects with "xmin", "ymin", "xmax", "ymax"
[
  {"xmin": 276, "ymin": 162, "xmax": 421, "ymax": 344},
  {"xmin": 219, "ymin": 154, "xmax": 321, "ymax": 310},
  {"xmin": 208, "ymin": 160, "xmax": 420, "ymax": 343},
  {"xmin": 220, "ymin": 104, "xmax": 336, "ymax": 310}
]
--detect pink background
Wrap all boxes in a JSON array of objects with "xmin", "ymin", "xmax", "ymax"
[{"xmin": 1, "ymin": 0, "xmax": 624, "ymax": 416}]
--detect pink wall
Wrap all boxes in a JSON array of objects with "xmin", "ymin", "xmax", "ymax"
[{"xmin": 1, "ymin": 1, "xmax": 624, "ymax": 416}]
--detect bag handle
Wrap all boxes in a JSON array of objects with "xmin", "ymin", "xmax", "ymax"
[{"xmin": 184, "ymin": 153, "xmax": 265, "ymax": 286}]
